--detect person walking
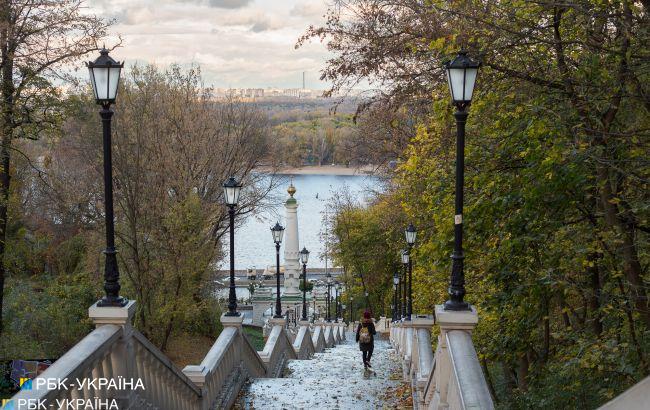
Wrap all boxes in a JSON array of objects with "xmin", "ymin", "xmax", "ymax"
[{"xmin": 355, "ymin": 310, "xmax": 376, "ymax": 370}]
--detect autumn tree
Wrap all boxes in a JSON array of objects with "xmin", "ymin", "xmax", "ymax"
[
  {"xmin": 37, "ymin": 65, "xmax": 279, "ymax": 349},
  {"xmin": 309, "ymin": 0, "xmax": 649, "ymax": 406},
  {"xmin": 0, "ymin": 0, "xmax": 110, "ymax": 335}
]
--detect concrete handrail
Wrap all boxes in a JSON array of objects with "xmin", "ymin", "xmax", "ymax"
[
  {"xmin": 416, "ymin": 328, "xmax": 434, "ymax": 385},
  {"xmin": 311, "ymin": 325, "xmax": 326, "ymax": 352},
  {"xmin": 132, "ymin": 330, "xmax": 202, "ymax": 409},
  {"xmin": 390, "ymin": 309, "xmax": 494, "ymax": 410},
  {"xmin": 598, "ymin": 375, "xmax": 650, "ymax": 410},
  {"xmin": 11, "ymin": 302, "xmax": 321, "ymax": 410},
  {"xmin": 11, "ymin": 325, "xmax": 125, "ymax": 408},
  {"xmin": 446, "ymin": 331, "xmax": 494, "ymax": 410},
  {"xmin": 323, "ymin": 325, "xmax": 335, "ymax": 347},
  {"xmin": 292, "ymin": 325, "xmax": 315, "ymax": 359},
  {"xmin": 259, "ymin": 324, "xmax": 297, "ymax": 377}
]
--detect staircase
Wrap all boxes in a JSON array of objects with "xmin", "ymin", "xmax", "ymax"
[
  {"xmin": 9, "ymin": 301, "xmax": 499, "ymax": 410},
  {"xmin": 236, "ymin": 333, "xmax": 404, "ymax": 409}
]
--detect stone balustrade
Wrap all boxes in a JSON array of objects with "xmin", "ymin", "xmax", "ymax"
[
  {"xmin": 9, "ymin": 301, "xmax": 346, "ymax": 410},
  {"xmin": 311, "ymin": 323, "xmax": 327, "ymax": 351},
  {"xmin": 390, "ymin": 306, "xmax": 494, "ymax": 410},
  {"xmin": 292, "ymin": 321, "xmax": 316, "ymax": 359},
  {"xmin": 323, "ymin": 323, "xmax": 335, "ymax": 347},
  {"xmin": 258, "ymin": 318, "xmax": 298, "ymax": 378}
]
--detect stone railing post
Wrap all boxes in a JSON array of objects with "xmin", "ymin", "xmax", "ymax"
[
  {"xmin": 88, "ymin": 300, "xmax": 137, "ymax": 409},
  {"xmin": 431, "ymin": 305, "xmax": 478, "ymax": 409},
  {"xmin": 401, "ymin": 320, "xmax": 414, "ymax": 379},
  {"xmin": 184, "ymin": 313, "xmax": 245, "ymax": 394},
  {"xmin": 411, "ymin": 316, "xmax": 435, "ymax": 408}
]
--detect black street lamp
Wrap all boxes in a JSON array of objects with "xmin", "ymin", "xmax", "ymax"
[
  {"xmin": 405, "ymin": 223, "xmax": 417, "ymax": 320},
  {"xmin": 313, "ymin": 283, "xmax": 321, "ymax": 322},
  {"xmin": 443, "ymin": 51, "xmax": 480, "ymax": 311},
  {"xmin": 87, "ymin": 49, "xmax": 127, "ymax": 308},
  {"xmin": 401, "ymin": 250, "xmax": 409, "ymax": 319},
  {"xmin": 300, "ymin": 247, "xmax": 310, "ymax": 321},
  {"xmin": 335, "ymin": 283, "xmax": 341, "ymax": 322},
  {"xmin": 326, "ymin": 273, "xmax": 332, "ymax": 322},
  {"xmin": 271, "ymin": 222, "xmax": 285, "ymax": 318},
  {"xmin": 396, "ymin": 269, "xmax": 402, "ymax": 320},
  {"xmin": 393, "ymin": 272, "xmax": 399, "ymax": 321},
  {"xmin": 349, "ymin": 295, "xmax": 354, "ymax": 323},
  {"xmin": 223, "ymin": 177, "xmax": 243, "ymax": 316}
]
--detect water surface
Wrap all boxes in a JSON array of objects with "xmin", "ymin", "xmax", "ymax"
[{"xmin": 224, "ymin": 173, "xmax": 380, "ymax": 269}]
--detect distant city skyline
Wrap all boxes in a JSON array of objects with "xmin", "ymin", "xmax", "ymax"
[{"xmin": 87, "ymin": 0, "xmax": 334, "ymax": 89}]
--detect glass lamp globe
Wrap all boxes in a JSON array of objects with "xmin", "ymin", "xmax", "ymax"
[
  {"xmin": 223, "ymin": 177, "xmax": 242, "ymax": 206},
  {"xmin": 443, "ymin": 51, "xmax": 481, "ymax": 107},
  {"xmin": 87, "ymin": 48, "xmax": 123, "ymax": 105}
]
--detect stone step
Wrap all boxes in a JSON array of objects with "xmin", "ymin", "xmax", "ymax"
[{"xmin": 236, "ymin": 337, "xmax": 403, "ymax": 409}]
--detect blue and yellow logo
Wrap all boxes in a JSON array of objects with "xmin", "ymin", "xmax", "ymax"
[
  {"xmin": 1, "ymin": 399, "xmax": 14, "ymax": 409},
  {"xmin": 19, "ymin": 378, "xmax": 32, "ymax": 390}
]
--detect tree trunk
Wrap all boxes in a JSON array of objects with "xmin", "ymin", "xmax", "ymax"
[
  {"xmin": 541, "ymin": 297, "xmax": 550, "ymax": 363},
  {"xmin": 0, "ymin": 139, "xmax": 10, "ymax": 336},
  {"xmin": 587, "ymin": 252, "xmax": 603, "ymax": 335},
  {"xmin": 481, "ymin": 357, "xmax": 498, "ymax": 403},
  {"xmin": 501, "ymin": 362, "xmax": 516, "ymax": 394},
  {"xmin": 617, "ymin": 279, "xmax": 648, "ymax": 373},
  {"xmin": 516, "ymin": 353, "xmax": 529, "ymax": 391},
  {"xmin": 0, "ymin": 1, "xmax": 13, "ymax": 334},
  {"xmin": 597, "ymin": 164, "xmax": 650, "ymax": 328},
  {"xmin": 160, "ymin": 272, "xmax": 183, "ymax": 351}
]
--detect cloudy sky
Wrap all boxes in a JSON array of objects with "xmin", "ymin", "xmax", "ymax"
[{"xmin": 87, "ymin": 0, "xmax": 333, "ymax": 89}]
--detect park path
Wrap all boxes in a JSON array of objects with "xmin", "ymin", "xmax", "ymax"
[{"xmin": 236, "ymin": 332, "xmax": 409, "ymax": 409}]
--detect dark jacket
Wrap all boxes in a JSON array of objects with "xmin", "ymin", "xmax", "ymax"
[{"xmin": 355, "ymin": 319, "xmax": 376, "ymax": 351}]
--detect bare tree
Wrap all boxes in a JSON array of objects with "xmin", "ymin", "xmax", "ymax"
[
  {"xmin": 0, "ymin": 0, "xmax": 110, "ymax": 335},
  {"xmin": 38, "ymin": 64, "xmax": 280, "ymax": 348}
]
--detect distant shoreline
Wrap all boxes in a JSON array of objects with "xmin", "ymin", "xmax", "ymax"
[{"xmin": 257, "ymin": 164, "xmax": 377, "ymax": 176}]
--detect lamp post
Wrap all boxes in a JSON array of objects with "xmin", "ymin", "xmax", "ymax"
[
  {"xmin": 405, "ymin": 223, "xmax": 417, "ymax": 320},
  {"xmin": 443, "ymin": 51, "xmax": 480, "ymax": 311},
  {"xmin": 396, "ymin": 269, "xmax": 402, "ymax": 319},
  {"xmin": 271, "ymin": 222, "xmax": 285, "ymax": 318},
  {"xmin": 401, "ymin": 250, "xmax": 409, "ymax": 319},
  {"xmin": 222, "ymin": 177, "xmax": 243, "ymax": 316},
  {"xmin": 326, "ymin": 273, "xmax": 332, "ymax": 322},
  {"xmin": 299, "ymin": 247, "xmax": 310, "ymax": 321},
  {"xmin": 335, "ymin": 283, "xmax": 341, "ymax": 322},
  {"xmin": 350, "ymin": 296, "xmax": 354, "ymax": 323},
  {"xmin": 87, "ymin": 49, "xmax": 127, "ymax": 308},
  {"xmin": 393, "ymin": 272, "xmax": 399, "ymax": 321}
]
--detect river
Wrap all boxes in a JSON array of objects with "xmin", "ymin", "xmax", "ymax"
[{"xmin": 222, "ymin": 173, "xmax": 381, "ymax": 270}]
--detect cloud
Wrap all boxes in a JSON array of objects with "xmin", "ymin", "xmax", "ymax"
[
  {"xmin": 85, "ymin": 0, "xmax": 333, "ymax": 89},
  {"xmin": 248, "ymin": 14, "xmax": 284, "ymax": 32},
  {"xmin": 290, "ymin": 3, "xmax": 327, "ymax": 18},
  {"xmin": 208, "ymin": 0, "xmax": 252, "ymax": 8}
]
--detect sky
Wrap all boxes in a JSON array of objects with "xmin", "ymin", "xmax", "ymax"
[{"xmin": 87, "ymin": 0, "xmax": 333, "ymax": 89}]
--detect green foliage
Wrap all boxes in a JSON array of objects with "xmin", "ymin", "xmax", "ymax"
[
  {"xmin": 270, "ymin": 115, "xmax": 359, "ymax": 167},
  {"xmin": 316, "ymin": 0, "xmax": 649, "ymax": 406},
  {"xmin": 0, "ymin": 275, "xmax": 96, "ymax": 360},
  {"xmin": 299, "ymin": 280, "xmax": 314, "ymax": 293},
  {"xmin": 132, "ymin": 192, "xmax": 221, "ymax": 347},
  {"xmin": 243, "ymin": 326, "xmax": 265, "ymax": 351}
]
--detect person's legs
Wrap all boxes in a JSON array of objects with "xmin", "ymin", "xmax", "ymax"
[{"xmin": 366, "ymin": 347, "xmax": 374, "ymax": 367}]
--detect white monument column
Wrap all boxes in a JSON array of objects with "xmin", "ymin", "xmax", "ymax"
[{"xmin": 283, "ymin": 183, "xmax": 301, "ymax": 296}]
